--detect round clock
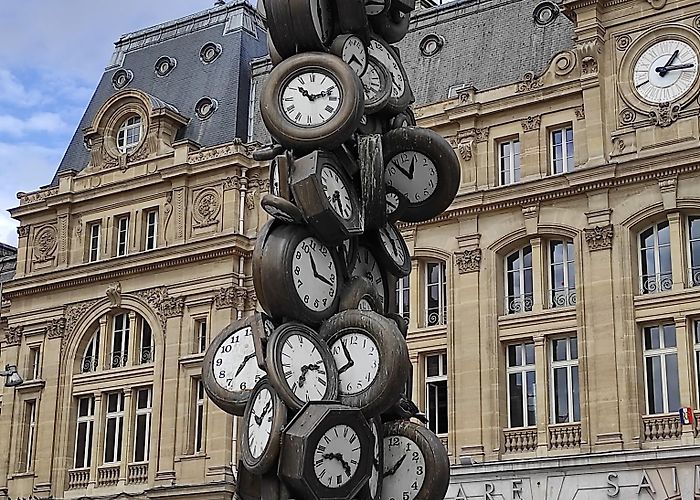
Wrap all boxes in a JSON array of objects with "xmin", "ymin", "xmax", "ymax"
[
  {"xmin": 338, "ymin": 276, "xmax": 384, "ymax": 312},
  {"xmin": 261, "ymin": 52, "xmax": 364, "ymax": 152},
  {"xmin": 633, "ymin": 38, "xmax": 698, "ymax": 104},
  {"xmin": 266, "ymin": 322, "xmax": 339, "ymax": 411},
  {"xmin": 367, "ymin": 36, "xmax": 413, "ymax": 115},
  {"xmin": 314, "ymin": 424, "xmax": 363, "ymax": 489},
  {"xmin": 349, "ymin": 243, "xmax": 388, "ymax": 311},
  {"xmin": 330, "ymin": 34, "xmax": 369, "ymax": 77},
  {"xmin": 319, "ymin": 309, "xmax": 409, "ymax": 416},
  {"xmin": 241, "ymin": 377, "xmax": 287, "ymax": 474},
  {"xmin": 369, "ymin": 5, "xmax": 411, "ymax": 44},
  {"xmin": 382, "ymin": 421, "xmax": 450, "ymax": 500},
  {"xmin": 202, "ymin": 317, "xmax": 267, "ymax": 416},
  {"xmin": 358, "ymin": 418, "xmax": 383, "ymax": 500},
  {"xmin": 360, "ymin": 56, "xmax": 392, "ymax": 115},
  {"xmin": 261, "ymin": 193, "xmax": 305, "ymax": 225},
  {"xmin": 266, "ymin": 0, "xmax": 335, "ymax": 56},
  {"xmin": 383, "ymin": 126, "xmax": 460, "ymax": 223},
  {"xmin": 385, "ymin": 186, "xmax": 408, "ymax": 223},
  {"xmin": 253, "ymin": 222, "xmax": 343, "ymax": 324},
  {"xmin": 366, "ymin": 222, "xmax": 411, "ymax": 277}
]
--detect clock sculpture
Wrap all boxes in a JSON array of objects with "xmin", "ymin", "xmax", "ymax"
[{"xmin": 202, "ymin": 1, "xmax": 458, "ymax": 499}]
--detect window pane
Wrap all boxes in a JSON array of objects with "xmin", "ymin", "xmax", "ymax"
[
  {"xmin": 76, "ymin": 423, "xmax": 87, "ymax": 467},
  {"xmin": 427, "ymin": 263, "xmax": 440, "ymax": 284},
  {"xmin": 526, "ymin": 370, "xmax": 536, "ymax": 426},
  {"xmin": 507, "ymin": 252, "xmax": 520, "ymax": 271},
  {"xmin": 552, "ymin": 339, "xmax": 568, "ymax": 362},
  {"xmin": 666, "ymin": 354, "xmax": 680, "ymax": 412},
  {"xmin": 525, "ymin": 343, "xmax": 535, "ymax": 365},
  {"xmin": 663, "ymin": 325, "xmax": 676, "ymax": 348},
  {"xmin": 644, "ymin": 326, "xmax": 660, "ymax": 350},
  {"xmin": 508, "ymin": 344, "xmax": 521, "ymax": 367},
  {"xmin": 105, "ymin": 419, "xmax": 116, "ymax": 462},
  {"xmin": 508, "ymin": 373, "xmax": 524, "ymax": 427},
  {"xmin": 657, "ymin": 222, "xmax": 670, "ymax": 245},
  {"xmin": 553, "ymin": 367, "xmax": 569, "ymax": 423},
  {"xmin": 137, "ymin": 389, "xmax": 150, "ymax": 409},
  {"xmin": 646, "ymin": 356, "xmax": 664, "ymax": 414},
  {"xmin": 427, "ymin": 355, "xmax": 439, "ymax": 377},
  {"xmin": 641, "ymin": 248, "xmax": 656, "ymax": 276},
  {"xmin": 659, "ymin": 246, "xmax": 672, "ymax": 275},
  {"xmin": 134, "ymin": 414, "xmax": 148, "ymax": 462},
  {"xmin": 571, "ymin": 366, "xmax": 580, "ymax": 422},
  {"xmin": 108, "ymin": 394, "xmax": 119, "ymax": 413},
  {"xmin": 436, "ymin": 380, "xmax": 448, "ymax": 434},
  {"xmin": 570, "ymin": 338, "xmax": 578, "ymax": 359}
]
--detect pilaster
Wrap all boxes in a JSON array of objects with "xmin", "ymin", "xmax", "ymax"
[
  {"xmin": 530, "ymin": 237, "xmax": 544, "ymax": 313},
  {"xmin": 674, "ymin": 316, "xmax": 695, "ymax": 443},
  {"xmin": 533, "ymin": 334, "xmax": 549, "ymax": 456},
  {"xmin": 667, "ymin": 213, "xmax": 685, "ymax": 290},
  {"xmin": 120, "ymin": 388, "xmax": 134, "ymax": 485}
]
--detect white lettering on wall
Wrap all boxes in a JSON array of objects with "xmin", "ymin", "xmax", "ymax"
[
  {"xmin": 607, "ymin": 472, "xmax": 620, "ymax": 497},
  {"xmin": 637, "ymin": 470, "xmax": 656, "ymax": 495},
  {"xmin": 513, "ymin": 479, "xmax": 523, "ymax": 500},
  {"xmin": 485, "ymin": 482, "xmax": 495, "ymax": 500}
]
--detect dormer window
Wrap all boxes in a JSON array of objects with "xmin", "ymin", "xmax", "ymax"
[{"xmin": 117, "ymin": 116, "xmax": 142, "ymax": 154}]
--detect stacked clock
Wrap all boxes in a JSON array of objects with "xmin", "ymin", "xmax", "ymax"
[{"xmin": 203, "ymin": 1, "xmax": 458, "ymax": 499}]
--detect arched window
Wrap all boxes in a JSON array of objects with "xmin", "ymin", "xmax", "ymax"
[
  {"xmin": 425, "ymin": 261, "xmax": 447, "ymax": 327},
  {"xmin": 689, "ymin": 216, "xmax": 700, "ymax": 287},
  {"xmin": 116, "ymin": 115, "xmax": 142, "ymax": 153},
  {"xmin": 81, "ymin": 332, "xmax": 100, "ymax": 373},
  {"xmin": 639, "ymin": 221, "xmax": 672, "ymax": 294},
  {"xmin": 505, "ymin": 245, "xmax": 533, "ymax": 314},
  {"xmin": 549, "ymin": 240, "xmax": 576, "ymax": 307}
]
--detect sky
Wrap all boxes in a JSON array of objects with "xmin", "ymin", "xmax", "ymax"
[{"xmin": 0, "ymin": 0, "xmax": 231, "ymax": 247}]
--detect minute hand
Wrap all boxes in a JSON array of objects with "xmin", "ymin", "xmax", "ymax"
[{"xmin": 656, "ymin": 63, "xmax": 695, "ymax": 73}]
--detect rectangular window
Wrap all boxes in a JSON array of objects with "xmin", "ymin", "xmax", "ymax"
[
  {"xmin": 104, "ymin": 392, "xmax": 124, "ymax": 463},
  {"xmin": 133, "ymin": 388, "xmax": 153, "ymax": 462},
  {"xmin": 643, "ymin": 324, "xmax": 680, "ymax": 415},
  {"xmin": 89, "ymin": 223, "xmax": 101, "ymax": 262},
  {"xmin": 29, "ymin": 347, "xmax": 41, "ymax": 380},
  {"xmin": 194, "ymin": 380, "xmax": 205, "ymax": 453},
  {"xmin": 507, "ymin": 342, "xmax": 536, "ymax": 427},
  {"xmin": 116, "ymin": 216, "xmax": 129, "ymax": 257},
  {"xmin": 139, "ymin": 321, "xmax": 154, "ymax": 364},
  {"xmin": 550, "ymin": 336, "xmax": 580, "ymax": 423},
  {"xmin": 551, "ymin": 126, "xmax": 574, "ymax": 174},
  {"xmin": 425, "ymin": 353, "xmax": 448, "ymax": 435},
  {"xmin": 74, "ymin": 396, "xmax": 95, "ymax": 469},
  {"xmin": 639, "ymin": 222, "xmax": 672, "ymax": 294},
  {"xmin": 396, "ymin": 275, "xmax": 410, "ymax": 322},
  {"xmin": 196, "ymin": 319, "xmax": 208, "ymax": 354},
  {"xmin": 145, "ymin": 210, "xmax": 158, "ymax": 251},
  {"xmin": 689, "ymin": 217, "xmax": 700, "ymax": 286},
  {"xmin": 22, "ymin": 400, "xmax": 37, "ymax": 472},
  {"xmin": 505, "ymin": 246, "xmax": 534, "ymax": 314},
  {"xmin": 549, "ymin": 240, "xmax": 576, "ymax": 308},
  {"xmin": 111, "ymin": 313, "xmax": 130, "ymax": 369},
  {"xmin": 499, "ymin": 139, "xmax": 521, "ymax": 186},
  {"xmin": 425, "ymin": 262, "xmax": 447, "ymax": 327},
  {"xmin": 695, "ymin": 322, "xmax": 700, "ymax": 404}
]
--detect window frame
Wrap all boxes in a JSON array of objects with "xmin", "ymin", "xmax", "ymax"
[
  {"xmin": 116, "ymin": 115, "xmax": 142, "ymax": 154},
  {"xmin": 29, "ymin": 346, "xmax": 41, "ymax": 380},
  {"xmin": 104, "ymin": 392, "xmax": 125, "ymax": 464},
  {"xmin": 133, "ymin": 388, "xmax": 153, "ymax": 463},
  {"xmin": 23, "ymin": 400, "xmax": 37, "ymax": 472},
  {"xmin": 642, "ymin": 324, "xmax": 680, "ymax": 415},
  {"xmin": 116, "ymin": 216, "xmax": 129, "ymax": 257},
  {"xmin": 195, "ymin": 318, "xmax": 208, "ymax": 354},
  {"xmin": 145, "ymin": 210, "xmax": 159, "ymax": 251},
  {"xmin": 82, "ymin": 331, "xmax": 100, "ymax": 373},
  {"xmin": 688, "ymin": 216, "xmax": 700, "ymax": 287},
  {"xmin": 110, "ymin": 313, "xmax": 130, "ymax": 369},
  {"xmin": 74, "ymin": 396, "xmax": 95, "ymax": 469},
  {"xmin": 550, "ymin": 125, "xmax": 574, "ymax": 174},
  {"xmin": 424, "ymin": 352, "xmax": 448, "ymax": 436},
  {"xmin": 88, "ymin": 223, "xmax": 101, "ymax": 263},
  {"xmin": 638, "ymin": 221, "xmax": 673, "ymax": 294},
  {"xmin": 395, "ymin": 275, "xmax": 410, "ymax": 322},
  {"xmin": 549, "ymin": 336, "xmax": 580, "ymax": 424},
  {"xmin": 139, "ymin": 320, "xmax": 154, "ymax": 365},
  {"xmin": 194, "ymin": 379, "xmax": 205, "ymax": 453},
  {"xmin": 548, "ymin": 240, "xmax": 576, "ymax": 308},
  {"xmin": 424, "ymin": 261, "xmax": 447, "ymax": 327},
  {"xmin": 506, "ymin": 342, "xmax": 536, "ymax": 428},
  {"xmin": 505, "ymin": 245, "xmax": 534, "ymax": 314},
  {"xmin": 498, "ymin": 137, "xmax": 521, "ymax": 186}
]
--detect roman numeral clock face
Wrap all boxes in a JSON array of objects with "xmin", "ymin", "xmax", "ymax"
[
  {"xmin": 281, "ymin": 71, "xmax": 342, "ymax": 127},
  {"xmin": 633, "ymin": 39, "xmax": 698, "ymax": 104},
  {"xmin": 313, "ymin": 424, "xmax": 362, "ymax": 488}
]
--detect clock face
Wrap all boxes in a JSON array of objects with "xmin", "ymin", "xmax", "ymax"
[
  {"xmin": 352, "ymin": 246, "xmax": 385, "ymax": 306},
  {"xmin": 313, "ymin": 424, "xmax": 362, "ymax": 488},
  {"xmin": 342, "ymin": 35, "xmax": 368, "ymax": 76},
  {"xmin": 321, "ymin": 165, "xmax": 353, "ymax": 220},
  {"xmin": 213, "ymin": 326, "xmax": 265, "ymax": 393},
  {"xmin": 633, "ymin": 39, "xmax": 698, "ymax": 104},
  {"xmin": 368, "ymin": 39, "xmax": 406, "ymax": 98},
  {"xmin": 280, "ymin": 333, "xmax": 330, "ymax": 402},
  {"xmin": 382, "ymin": 435, "xmax": 426, "ymax": 500},
  {"xmin": 292, "ymin": 236, "xmax": 339, "ymax": 311},
  {"xmin": 247, "ymin": 386, "xmax": 274, "ymax": 459},
  {"xmin": 379, "ymin": 224, "xmax": 407, "ymax": 268},
  {"xmin": 330, "ymin": 332, "xmax": 380, "ymax": 395},
  {"xmin": 386, "ymin": 191, "xmax": 401, "ymax": 217},
  {"xmin": 361, "ymin": 59, "xmax": 386, "ymax": 102},
  {"xmin": 386, "ymin": 151, "xmax": 437, "ymax": 204},
  {"xmin": 365, "ymin": 0, "xmax": 387, "ymax": 15},
  {"xmin": 281, "ymin": 70, "xmax": 342, "ymax": 128}
]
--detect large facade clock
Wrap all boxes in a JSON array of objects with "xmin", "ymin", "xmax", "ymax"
[{"xmin": 633, "ymin": 39, "xmax": 698, "ymax": 104}]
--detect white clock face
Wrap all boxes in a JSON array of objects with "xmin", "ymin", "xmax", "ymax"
[
  {"xmin": 280, "ymin": 333, "xmax": 329, "ymax": 402},
  {"xmin": 247, "ymin": 387, "xmax": 274, "ymax": 459},
  {"xmin": 379, "ymin": 225, "xmax": 406, "ymax": 267},
  {"xmin": 321, "ymin": 165, "xmax": 353, "ymax": 220},
  {"xmin": 361, "ymin": 61, "xmax": 385, "ymax": 103},
  {"xmin": 365, "ymin": 0, "xmax": 387, "ymax": 15},
  {"xmin": 213, "ymin": 326, "xmax": 265, "ymax": 392},
  {"xmin": 386, "ymin": 151, "xmax": 437, "ymax": 204},
  {"xmin": 634, "ymin": 39, "xmax": 698, "ymax": 103},
  {"xmin": 382, "ymin": 435, "xmax": 426, "ymax": 500},
  {"xmin": 281, "ymin": 70, "xmax": 342, "ymax": 128},
  {"xmin": 368, "ymin": 40, "xmax": 405, "ymax": 98},
  {"xmin": 313, "ymin": 424, "xmax": 362, "ymax": 488},
  {"xmin": 369, "ymin": 421, "xmax": 381, "ymax": 496},
  {"xmin": 342, "ymin": 36, "xmax": 368, "ymax": 76},
  {"xmin": 330, "ymin": 332, "xmax": 380, "ymax": 395},
  {"xmin": 352, "ymin": 246, "xmax": 385, "ymax": 305},
  {"xmin": 292, "ymin": 236, "xmax": 338, "ymax": 311},
  {"xmin": 386, "ymin": 192, "xmax": 400, "ymax": 216}
]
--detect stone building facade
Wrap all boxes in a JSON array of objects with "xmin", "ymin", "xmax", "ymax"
[{"xmin": 2, "ymin": 0, "xmax": 700, "ymax": 498}]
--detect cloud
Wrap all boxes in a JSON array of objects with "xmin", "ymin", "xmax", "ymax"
[
  {"xmin": 0, "ymin": 112, "xmax": 70, "ymax": 137},
  {"xmin": 0, "ymin": 69, "xmax": 42, "ymax": 107},
  {"xmin": 0, "ymin": 211, "xmax": 18, "ymax": 247}
]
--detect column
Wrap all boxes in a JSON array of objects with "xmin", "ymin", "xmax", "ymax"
[
  {"xmin": 533, "ymin": 335, "xmax": 549, "ymax": 455},
  {"xmin": 674, "ymin": 316, "xmax": 695, "ymax": 443},
  {"xmin": 120, "ymin": 388, "xmax": 134, "ymax": 485},
  {"xmin": 99, "ymin": 317, "xmax": 108, "ymax": 370},
  {"xmin": 667, "ymin": 213, "xmax": 686, "ymax": 290},
  {"xmin": 520, "ymin": 120, "xmax": 541, "ymax": 181},
  {"xmin": 87, "ymin": 393, "xmax": 103, "ymax": 491},
  {"xmin": 128, "ymin": 312, "xmax": 138, "ymax": 367},
  {"xmin": 408, "ymin": 260, "xmax": 420, "ymax": 331},
  {"xmin": 530, "ymin": 237, "xmax": 544, "ymax": 312}
]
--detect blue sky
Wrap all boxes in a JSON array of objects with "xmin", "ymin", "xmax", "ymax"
[{"xmin": 0, "ymin": 0, "xmax": 230, "ymax": 246}]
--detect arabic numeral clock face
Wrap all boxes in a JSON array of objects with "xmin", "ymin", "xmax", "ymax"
[
  {"xmin": 633, "ymin": 39, "xmax": 698, "ymax": 104},
  {"xmin": 293, "ymin": 236, "xmax": 338, "ymax": 310},
  {"xmin": 367, "ymin": 36, "xmax": 412, "ymax": 114},
  {"xmin": 314, "ymin": 424, "xmax": 362, "ymax": 488},
  {"xmin": 331, "ymin": 34, "xmax": 368, "ymax": 77},
  {"xmin": 241, "ymin": 378, "xmax": 286, "ymax": 474},
  {"xmin": 382, "ymin": 421, "xmax": 451, "ymax": 500},
  {"xmin": 202, "ymin": 319, "xmax": 267, "ymax": 416},
  {"xmin": 266, "ymin": 323, "xmax": 339, "ymax": 411}
]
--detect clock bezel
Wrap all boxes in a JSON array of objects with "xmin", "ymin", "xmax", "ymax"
[{"xmin": 241, "ymin": 377, "xmax": 287, "ymax": 474}]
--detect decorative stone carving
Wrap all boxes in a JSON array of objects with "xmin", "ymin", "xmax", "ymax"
[
  {"xmin": 455, "ymin": 249, "xmax": 482, "ymax": 274},
  {"xmin": 134, "ymin": 287, "xmax": 185, "ymax": 331},
  {"xmin": 646, "ymin": 0, "xmax": 666, "ymax": 9},
  {"xmin": 516, "ymin": 71, "xmax": 543, "ymax": 93},
  {"xmin": 584, "ymin": 224, "xmax": 614, "ymax": 251},
  {"xmin": 215, "ymin": 286, "xmax": 257, "ymax": 311},
  {"xmin": 521, "ymin": 115, "xmax": 541, "ymax": 132},
  {"xmin": 192, "ymin": 188, "xmax": 221, "ymax": 228},
  {"xmin": 574, "ymin": 106, "xmax": 585, "ymax": 120},
  {"xmin": 106, "ymin": 282, "xmax": 122, "ymax": 308},
  {"xmin": 33, "ymin": 225, "xmax": 58, "ymax": 263},
  {"xmin": 65, "ymin": 300, "xmax": 100, "ymax": 339},
  {"xmin": 553, "ymin": 51, "xmax": 577, "ymax": 76},
  {"xmin": 246, "ymin": 190, "xmax": 258, "ymax": 211},
  {"xmin": 581, "ymin": 56, "xmax": 598, "ymax": 76},
  {"xmin": 175, "ymin": 188, "xmax": 185, "ymax": 239},
  {"xmin": 163, "ymin": 191, "xmax": 173, "ymax": 244},
  {"xmin": 46, "ymin": 318, "xmax": 67, "ymax": 339},
  {"xmin": 187, "ymin": 139, "xmax": 256, "ymax": 164},
  {"xmin": 695, "ymin": 15, "xmax": 700, "ymax": 30},
  {"xmin": 619, "ymin": 108, "xmax": 636, "ymax": 126},
  {"xmin": 16, "ymin": 187, "xmax": 59, "ymax": 206},
  {"xmin": 5, "ymin": 326, "xmax": 23, "ymax": 346},
  {"xmin": 649, "ymin": 102, "xmax": 680, "ymax": 127},
  {"xmin": 17, "ymin": 225, "xmax": 30, "ymax": 238},
  {"xmin": 457, "ymin": 139, "xmax": 473, "ymax": 161},
  {"xmin": 456, "ymin": 86, "xmax": 477, "ymax": 104},
  {"xmin": 612, "ymin": 137, "xmax": 626, "ymax": 155},
  {"xmin": 224, "ymin": 176, "xmax": 242, "ymax": 190},
  {"xmin": 616, "ymin": 35, "xmax": 632, "ymax": 52}
]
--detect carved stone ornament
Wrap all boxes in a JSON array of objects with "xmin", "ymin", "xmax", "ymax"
[
  {"xmin": 574, "ymin": 106, "xmax": 585, "ymax": 120},
  {"xmin": 619, "ymin": 108, "xmax": 636, "ymax": 126},
  {"xmin": 134, "ymin": 287, "xmax": 185, "ymax": 331},
  {"xmin": 646, "ymin": 0, "xmax": 666, "ymax": 9},
  {"xmin": 65, "ymin": 300, "xmax": 100, "ymax": 340},
  {"xmin": 613, "ymin": 137, "xmax": 627, "ymax": 155},
  {"xmin": 516, "ymin": 71, "xmax": 544, "ymax": 93},
  {"xmin": 192, "ymin": 188, "xmax": 222, "ymax": 228},
  {"xmin": 584, "ymin": 224, "xmax": 614, "ymax": 251},
  {"xmin": 553, "ymin": 51, "xmax": 577, "ymax": 77},
  {"xmin": 224, "ymin": 176, "xmax": 242, "ymax": 190},
  {"xmin": 456, "ymin": 86, "xmax": 477, "ymax": 104},
  {"xmin": 46, "ymin": 318, "xmax": 67, "ymax": 339},
  {"xmin": 5, "ymin": 326, "xmax": 23, "ymax": 346},
  {"xmin": 521, "ymin": 115, "xmax": 541, "ymax": 132},
  {"xmin": 187, "ymin": 139, "xmax": 255, "ymax": 165},
  {"xmin": 106, "ymin": 282, "xmax": 122, "ymax": 309},
  {"xmin": 581, "ymin": 56, "xmax": 598, "ymax": 76},
  {"xmin": 17, "ymin": 225, "xmax": 30, "ymax": 238},
  {"xmin": 649, "ymin": 102, "xmax": 680, "ymax": 127},
  {"xmin": 616, "ymin": 35, "xmax": 632, "ymax": 52},
  {"xmin": 33, "ymin": 225, "xmax": 58, "ymax": 263},
  {"xmin": 455, "ymin": 249, "xmax": 482, "ymax": 274},
  {"xmin": 457, "ymin": 138, "xmax": 473, "ymax": 161},
  {"xmin": 17, "ymin": 187, "xmax": 58, "ymax": 206},
  {"xmin": 215, "ymin": 286, "xmax": 257, "ymax": 311}
]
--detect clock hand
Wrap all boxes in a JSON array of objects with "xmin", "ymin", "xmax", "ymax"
[
  {"xmin": 657, "ymin": 49, "xmax": 680, "ymax": 77},
  {"xmin": 383, "ymin": 454, "xmax": 407, "ymax": 477},
  {"xmin": 234, "ymin": 352, "xmax": 256, "ymax": 377},
  {"xmin": 332, "ymin": 191, "xmax": 345, "ymax": 216},
  {"xmin": 391, "ymin": 160, "xmax": 413, "ymax": 180},
  {"xmin": 309, "ymin": 253, "xmax": 333, "ymax": 287},
  {"xmin": 408, "ymin": 155, "xmax": 416, "ymax": 178},
  {"xmin": 253, "ymin": 410, "xmax": 263, "ymax": 426},
  {"xmin": 348, "ymin": 54, "xmax": 362, "ymax": 68},
  {"xmin": 297, "ymin": 86, "xmax": 313, "ymax": 100},
  {"xmin": 259, "ymin": 399, "xmax": 273, "ymax": 420},
  {"xmin": 337, "ymin": 339, "xmax": 355, "ymax": 374},
  {"xmin": 322, "ymin": 453, "xmax": 352, "ymax": 476},
  {"xmin": 656, "ymin": 62, "xmax": 695, "ymax": 73}
]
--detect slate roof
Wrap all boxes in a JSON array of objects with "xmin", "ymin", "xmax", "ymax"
[
  {"xmin": 52, "ymin": 1, "xmax": 267, "ymax": 184},
  {"xmin": 0, "ymin": 244, "xmax": 17, "ymax": 286}
]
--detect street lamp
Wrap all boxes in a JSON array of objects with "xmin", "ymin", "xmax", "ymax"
[{"xmin": 0, "ymin": 364, "xmax": 23, "ymax": 387}]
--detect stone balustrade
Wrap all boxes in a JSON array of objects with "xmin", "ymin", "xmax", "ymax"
[
  {"xmin": 67, "ymin": 468, "xmax": 90, "ymax": 490},
  {"xmin": 548, "ymin": 422, "xmax": 581, "ymax": 450},
  {"xmin": 642, "ymin": 414, "xmax": 681, "ymax": 441},
  {"xmin": 503, "ymin": 427, "xmax": 537, "ymax": 453}
]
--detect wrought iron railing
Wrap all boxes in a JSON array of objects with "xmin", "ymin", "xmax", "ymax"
[
  {"xmin": 639, "ymin": 273, "xmax": 672, "ymax": 294},
  {"xmin": 139, "ymin": 345, "xmax": 155, "ymax": 364},
  {"xmin": 426, "ymin": 308, "xmax": 447, "ymax": 327},
  {"xmin": 688, "ymin": 267, "xmax": 700, "ymax": 287},
  {"xmin": 550, "ymin": 289, "xmax": 576, "ymax": 308},
  {"xmin": 81, "ymin": 356, "xmax": 99, "ymax": 373},
  {"xmin": 110, "ymin": 352, "xmax": 128, "ymax": 369},
  {"xmin": 506, "ymin": 294, "xmax": 534, "ymax": 315}
]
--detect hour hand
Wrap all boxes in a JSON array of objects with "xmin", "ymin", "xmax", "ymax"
[
  {"xmin": 338, "ymin": 340, "xmax": 355, "ymax": 374},
  {"xmin": 383, "ymin": 454, "xmax": 407, "ymax": 477},
  {"xmin": 391, "ymin": 160, "xmax": 413, "ymax": 180},
  {"xmin": 235, "ymin": 352, "xmax": 256, "ymax": 377},
  {"xmin": 656, "ymin": 63, "xmax": 695, "ymax": 73},
  {"xmin": 309, "ymin": 254, "xmax": 333, "ymax": 286}
]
